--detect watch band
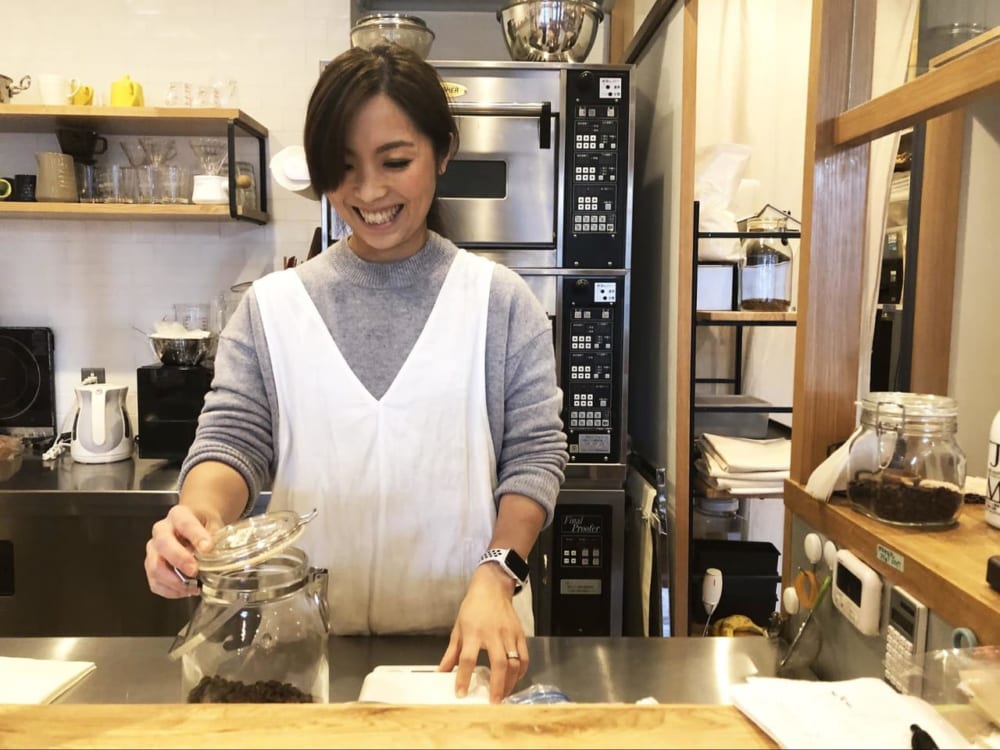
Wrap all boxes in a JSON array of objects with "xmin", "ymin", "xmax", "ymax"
[{"xmin": 478, "ymin": 548, "xmax": 529, "ymax": 594}]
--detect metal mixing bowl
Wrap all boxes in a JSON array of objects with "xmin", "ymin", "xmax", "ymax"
[
  {"xmin": 350, "ymin": 14, "xmax": 436, "ymax": 59},
  {"xmin": 150, "ymin": 335, "xmax": 215, "ymax": 366},
  {"xmin": 497, "ymin": 0, "xmax": 604, "ymax": 62}
]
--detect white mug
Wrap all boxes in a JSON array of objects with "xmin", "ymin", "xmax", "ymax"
[
  {"xmin": 191, "ymin": 174, "xmax": 228, "ymax": 205},
  {"xmin": 37, "ymin": 74, "xmax": 80, "ymax": 105}
]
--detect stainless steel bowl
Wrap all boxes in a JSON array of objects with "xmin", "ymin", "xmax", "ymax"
[
  {"xmin": 497, "ymin": 0, "xmax": 603, "ymax": 62},
  {"xmin": 150, "ymin": 335, "xmax": 214, "ymax": 366},
  {"xmin": 350, "ymin": 14, "xmax": 436, "ymax": 59}
]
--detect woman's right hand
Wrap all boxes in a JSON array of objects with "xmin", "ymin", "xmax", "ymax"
[{"xmin": 144, "ymin": 503, "xmax": 224, "ymax": 598}]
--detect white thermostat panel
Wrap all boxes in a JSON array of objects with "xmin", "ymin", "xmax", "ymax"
[{"xmin": 832, "ymin": 549, "xmax": 882, "ymax": 636}]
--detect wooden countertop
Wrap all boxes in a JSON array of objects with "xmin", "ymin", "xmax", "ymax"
[
  {"xmin": 785, "ymin": 480, "xmax": 1000, "ymax": 644},
  {"xmin": 0, "ymin": 703, "xmax": 776, "ymax": 749}
]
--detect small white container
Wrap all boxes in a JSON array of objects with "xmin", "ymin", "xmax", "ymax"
[{"xmin": 987, "ymin": 409, "xmax": 1000, "ymax": 529}]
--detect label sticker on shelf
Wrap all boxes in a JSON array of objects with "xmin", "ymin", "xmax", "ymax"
[{"xmin": 877, "ymin": 544, "xmax": 905, "ymax": 572}]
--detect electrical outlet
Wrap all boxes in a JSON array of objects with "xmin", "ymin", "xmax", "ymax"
[{"xmin": 80, "ymin": 367, "xmax": 106, "ymax": 384}]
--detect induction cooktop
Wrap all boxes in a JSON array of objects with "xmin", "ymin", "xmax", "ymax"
[{"xmin": 0, "ymin": 327, "xmax": 56, "ymax": 437}]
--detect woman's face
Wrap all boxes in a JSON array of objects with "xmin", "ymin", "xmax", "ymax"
[{"xmin": 327, "ymin": 93, "xmax": 446, "ymax": 263}]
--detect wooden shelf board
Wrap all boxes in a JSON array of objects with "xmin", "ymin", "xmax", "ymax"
[
  {"xmin": 0, "ymin": 105, "xmax": 267, "ymax": 137},
  {"xmin": 784, "ymin": 479, "xmax": 1000, "ymax": 644},
  {"xmin": 834, "ymin": 36, "xmax": 1000, "ymax": 146},
  {"xmin": 696, "ymin": 311, "xmax": 797, "ymax": 324},
  {"xmin": 692, "ymin": 474, "xmax": 784, "ymax": 501},
  {"xmin": 0, "ymin": 202, "xmax": 236, "ymax": 221}
]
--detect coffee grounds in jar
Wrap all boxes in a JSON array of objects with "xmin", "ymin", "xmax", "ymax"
[
  {"xmin": 848, "ymin": 478, "xmax": 962, "ymax": 525},
  {"xmin": 187, "ymin": 674, "xmax": 314, "ymax": 703}
]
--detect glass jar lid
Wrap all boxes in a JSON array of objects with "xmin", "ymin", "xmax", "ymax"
[
  {"xmin": 195, "ymin": 509, "xmax": 317, "ymax": 574},
  {"xmin": 746, "ymin": 216, "xmax": 786, "ymax": 232},
  {"xmin": 860, "ymin": 392, "xmax": 958, "ymax": 419}
]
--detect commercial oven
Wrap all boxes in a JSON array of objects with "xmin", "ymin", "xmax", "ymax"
[{"xmin": 323, "ymin": 61, "xmax": 634, "ymax": 636}]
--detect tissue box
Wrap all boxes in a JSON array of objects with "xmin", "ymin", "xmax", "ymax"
[{"xmin": 697, "ymin": 263, "xmax": 737, "ymax": 311}]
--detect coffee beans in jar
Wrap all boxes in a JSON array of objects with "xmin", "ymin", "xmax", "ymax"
[{"xmin": 846, "ymin": 393, "xmax": 966, "ymax": 528}]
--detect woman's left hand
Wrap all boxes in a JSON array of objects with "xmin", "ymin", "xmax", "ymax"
[{"xmin": 438, "ymin": 563, "xmax": 528, "ymax": 703}]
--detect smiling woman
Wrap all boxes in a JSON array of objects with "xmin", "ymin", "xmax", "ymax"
[{"xmin": 143, "ymin": 43, "xmax": 568, "ymax": 705}]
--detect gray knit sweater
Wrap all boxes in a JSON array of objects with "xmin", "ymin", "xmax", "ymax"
[{"xmin": 179, "ymin": 231, "xmax": 568, "ymax": 524}]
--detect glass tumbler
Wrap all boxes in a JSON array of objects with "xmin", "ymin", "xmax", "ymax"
[{"xmin": 161, "ymin": 165, "xmax": 192, "ymax": 204}]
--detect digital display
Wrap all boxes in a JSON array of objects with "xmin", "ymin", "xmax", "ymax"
[
  {"xmin": 890, "ymin": 604, "xmax": 914, "ymax": 637},
  {"xmin": 836, "ymin": 562, "xmax": 863, "ymax": 606},
  {"xmin": 437, "ymin": 160, "xmax": 506, "ymax": 199}
]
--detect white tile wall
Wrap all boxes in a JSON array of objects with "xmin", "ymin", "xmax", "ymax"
[{"xmin": 0, "ymin": 0, "xmax": 354, "ymax": 429}]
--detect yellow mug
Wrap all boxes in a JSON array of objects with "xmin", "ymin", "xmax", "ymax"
[
  {"xmin": 110, "ymin": 75, "xmax": 144, "ymax": 107},
  {"xmin": 0, "ymin": 178, "xmax": 11, "ymax": 201},
  {"xmin": 72, "ymin": 85, "xmax": 94, "ymax": 106}
]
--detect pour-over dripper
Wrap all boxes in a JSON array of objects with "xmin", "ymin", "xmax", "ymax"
[
  {"xmin": 189, "ymin": 137, "xmax": 228, "ymax": 176},
  {"xmin": 138, "ymin": 137, "xmax": 177, "ymax": 166}
]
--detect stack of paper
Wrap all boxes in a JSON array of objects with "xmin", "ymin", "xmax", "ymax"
[
  {"xmin": 731, "ymin": 676, "xmax": 973, "ymax": 749},
  {"xmin": 0, "ymin": 656, "xmax": 96, "ymax": 704},
  {"xmin": 696, "ymin": 433, "xmax": 790, "ymax": 495}
]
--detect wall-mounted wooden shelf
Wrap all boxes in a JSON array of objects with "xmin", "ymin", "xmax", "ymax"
[
  {"xmin": 833, "ymin": 33, "xmax": 1000, "ymax": 147},
  {"xmin": 0, "ymin": 105, "xmax": 269, "ymax": 224},
  {"xmin": 0, "ymin": 105, "xmax": 267, "ymax": 138},
  {"xmin": 784, "ymin": 480, "xmax": 1000, "ymax": 645},
  {"xmin": 695, "ymin": 311, "xmax": 797, "ymax": 325},
  {"xmin": 0, "ymin": 202, "xmax": 266, "ymax": 222}
]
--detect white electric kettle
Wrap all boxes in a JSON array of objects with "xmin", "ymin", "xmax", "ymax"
[{"xmin": 70, "ymin": 383, "xmax": 133, "ymax": 464}]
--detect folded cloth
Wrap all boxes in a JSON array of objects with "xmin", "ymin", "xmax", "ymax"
[
  {"xmin": 701, "ymin": 433, "xmax": 791, "ymax": 473},
  {"xmin": 0, "ymin": 656, "xmax": 96, "ymax": 704},
  {"xmin": 697, "ymin": 454, "xmax": 789, "ymax": 482}
]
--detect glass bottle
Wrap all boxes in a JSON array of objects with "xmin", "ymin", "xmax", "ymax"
[
  {"xmin": 740, "ymin": 217, "xmax": 793, "ymax": 311},
  {"xmin": 169, "ymin": 510, "xmax": 330, "ymax": 703},
  {"xmin": 846, "ymin": 392, "xmax": 966, "ymax": 527}
]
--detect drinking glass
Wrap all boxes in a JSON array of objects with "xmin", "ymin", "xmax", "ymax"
[{"xmin": 161, "ymin": 165, "xmax": 192, "ymax": 204}]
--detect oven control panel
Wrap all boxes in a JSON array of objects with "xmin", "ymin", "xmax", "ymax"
[
  {"xmin": 562, "ymin": 276, "xmax": 625, "ymax": 464},
  {"xmin": 564, "ymin": 68, "xmax": 630, "ymax": 270}
]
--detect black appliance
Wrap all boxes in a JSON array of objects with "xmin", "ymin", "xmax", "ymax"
[
  {"xmin": 0, "ymin": 327, "xmax": 56, "ymax": 438},
  {"xmin": 530, "ymin": 488, "xmax": 625, "ymax": 636},
  {"xmin": 136, "ymin": 364, "xmax": 212, "ymax": 460},
  {"xmin": 878, "ymin": 256, "xmax": 904, "ymax": 304}
]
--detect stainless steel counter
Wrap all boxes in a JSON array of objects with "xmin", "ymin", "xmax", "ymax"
[
  {"xmin": 0, "ymin": 635, "xmax": 782, "ymax": 704},
  {"xmin": 0, "ymin": 454, "xmax": 269, "ymax": 637}
]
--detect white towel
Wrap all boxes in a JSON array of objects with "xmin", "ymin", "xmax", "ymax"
[
  {"xmin": 701, "ymin": 433, "xmax": 791, "ymax": 473},
  {"xmin": 698, "ymin": 454, "xmax": 789, "ymax": 482},
  {"xmin": 0, "ymin": 656, "xmax": 96, "ymax": 704}
]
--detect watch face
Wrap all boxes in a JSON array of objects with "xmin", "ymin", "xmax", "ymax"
[{"xmin": 505, "ymin": 550, "xmax": 529, "ymax": 581}]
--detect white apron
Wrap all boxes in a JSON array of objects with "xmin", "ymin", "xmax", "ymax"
[{"xmin": 253, "ymin": 249, "xmax": 534, "ymax": 635}]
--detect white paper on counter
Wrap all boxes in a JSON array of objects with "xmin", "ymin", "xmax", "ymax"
[
  {"xmin": 358, "ymin": 665, "xmax": 490, "ymax": 704},
  {"xmin": 0, "ymin": 656, "xmax": 96, "ymax": 704},
  {"xmin": 731, "ymin": 676, "xmax": 973, "ymax": 749}
]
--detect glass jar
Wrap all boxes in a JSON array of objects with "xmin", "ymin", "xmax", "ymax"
[
  {"xmin": 169, "ymin": 511, "xmax": 330, "ymax": 703},
  {"xmin": 740, "ymin": 217, "xmax": 793, "ymax": 311},
  {"xmin": 846, "ymin": 392, "xmax": 966, "ymax": 527}
]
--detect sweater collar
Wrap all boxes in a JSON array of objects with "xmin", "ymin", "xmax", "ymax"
[{"xmin": 327, "ymin": 231, "xmax": 454, "ymax": 289}]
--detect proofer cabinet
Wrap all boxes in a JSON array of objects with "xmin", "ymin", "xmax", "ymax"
[
  {"xmin": 0, "ymin": 105, "xmax": 268, "ymax": 224},
  {"xmin": 785, "ymin": 5, "xmax": 1000, "ymax": 644}
]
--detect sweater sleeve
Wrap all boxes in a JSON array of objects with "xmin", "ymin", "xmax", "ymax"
[
  {"xmin": 491, "ymin": 270, "xmax": 568, "ymax": 527},
  {"xmin": 177, "ymin": 288, "xmax": 276, "ymax": 515}
]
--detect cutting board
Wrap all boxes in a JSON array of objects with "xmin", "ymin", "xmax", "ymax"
[{"xmin": 0, "ymin": 704, "xmax": 776, "ymax": 749}]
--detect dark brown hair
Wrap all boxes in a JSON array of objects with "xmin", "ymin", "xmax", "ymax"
[{"xmin": 304, "ymin": 44, "xmax": 458, "ymax": 234}]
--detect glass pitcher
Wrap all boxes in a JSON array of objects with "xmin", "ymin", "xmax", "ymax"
[{"xmin": 169, "ymin": 510, "xmax": 330, "ymax": 703}]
